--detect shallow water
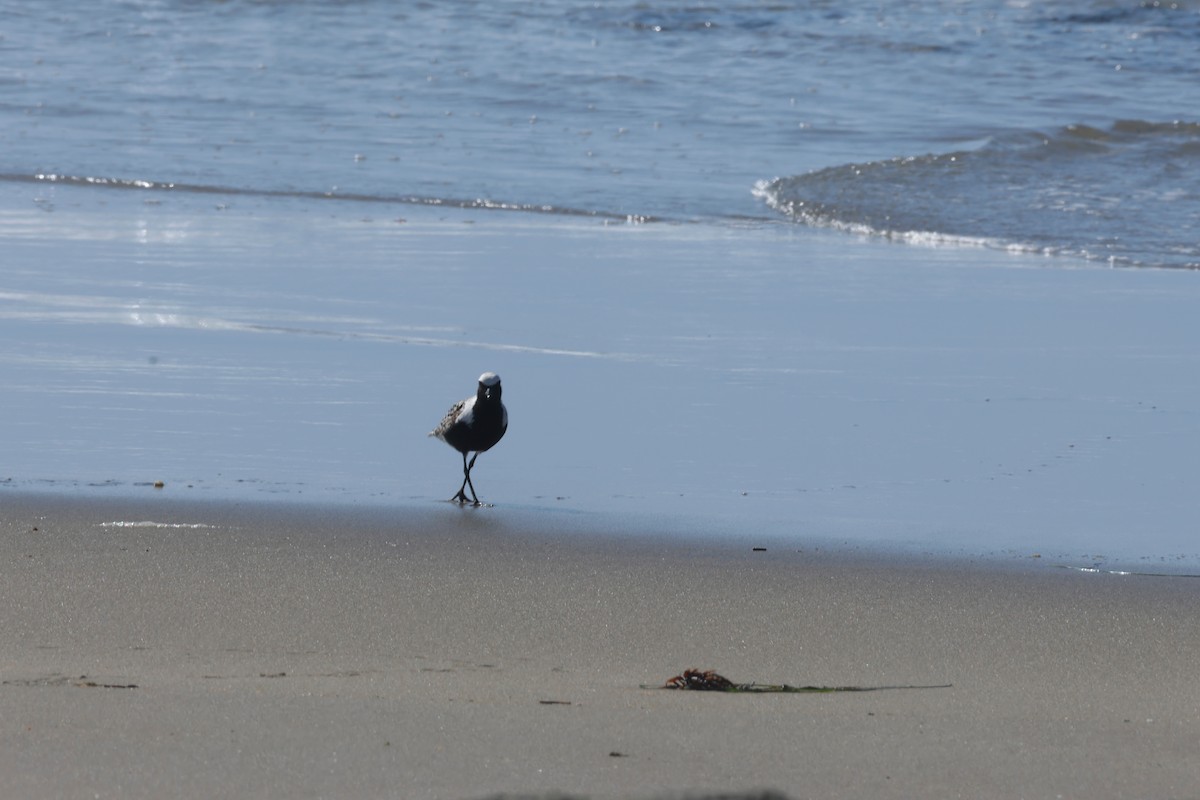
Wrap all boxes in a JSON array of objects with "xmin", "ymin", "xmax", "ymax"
[{"xmin": 4, "ymin": 189, "xmax": 1200, "ymax": 572}]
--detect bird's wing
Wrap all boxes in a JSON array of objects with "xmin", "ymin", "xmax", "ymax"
[{"xmin": 429, "ymin": 397, "xmax": 471, "ymax": 439}]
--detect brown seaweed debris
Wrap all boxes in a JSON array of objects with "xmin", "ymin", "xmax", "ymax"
[
  {"xmin": 664, "ymin": 669, "xmax": 736, "ymax": 691},
  {"xmin": 651, "ymin": 668, "xmax": 951, "ymax": 694}
]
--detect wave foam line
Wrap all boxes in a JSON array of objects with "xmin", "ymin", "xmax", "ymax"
[
  {"xmin": 100, "ymin": 521, "xmax": 216, "ymax": 529},
  {"xmin": 2, "ymin": 172, "xmax": 660, "ymax": 225},
  {"xmin": 753, "ymin": 179, "xmax": 1060, "ymax": 258}
]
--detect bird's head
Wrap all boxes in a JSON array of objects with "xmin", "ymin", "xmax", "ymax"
[{"xmin": 478, "ymin": 372, "xmax": 502, "ymax": 401}]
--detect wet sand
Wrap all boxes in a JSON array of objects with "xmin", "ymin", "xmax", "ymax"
[{"xmin": 2, "ymin": 491, "xmax": 1198, "ymax": 799}]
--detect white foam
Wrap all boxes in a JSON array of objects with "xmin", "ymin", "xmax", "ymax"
[{"xmin": 100, "ymin": 521, "xmax": 216, "ymax": 529}]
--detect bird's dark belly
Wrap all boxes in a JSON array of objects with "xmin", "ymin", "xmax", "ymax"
[{"xmin": 444, "ymin": 414, "xmax": 506, "ymax": 453}]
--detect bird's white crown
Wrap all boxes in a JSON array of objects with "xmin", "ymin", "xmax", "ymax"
[{"xmin": 478, "ymin": 372, "xmax": 501, "ymax": 386}]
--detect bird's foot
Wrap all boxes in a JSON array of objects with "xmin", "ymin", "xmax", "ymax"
[{"xmin": 449, "ymin": 494, "xmax": 490, "ymax": 507}]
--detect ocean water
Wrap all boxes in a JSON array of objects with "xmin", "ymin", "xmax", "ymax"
[
  {"xmin": 5, "ymin": 0, "xmax": 1200, "ymax": 256},
  {"xmin": 3, "ymin": 1, "xmax": 1200, "ymax": 568}
]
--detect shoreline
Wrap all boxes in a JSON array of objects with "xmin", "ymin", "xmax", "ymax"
[
  {"xmin": 3, "ymin": 491, "xmax": 1199, "ymax": 798},
  {"xmin": 6, "ymin": 483, "xmax": 1199, "ymax": 577}
]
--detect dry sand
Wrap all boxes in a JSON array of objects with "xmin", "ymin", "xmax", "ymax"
[{"xmin": 2, "ymin": 491, "xmax": 1198, "ymax": 799}]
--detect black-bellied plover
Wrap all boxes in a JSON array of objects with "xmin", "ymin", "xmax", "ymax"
[{"xmin": 429, "ymin": 372, "xmax": 508, "ymax": 505}]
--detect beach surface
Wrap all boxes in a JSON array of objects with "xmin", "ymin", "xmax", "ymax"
[{"xmin": 2, "ymin": 491, "xmax": 1198, "ymax": 799}]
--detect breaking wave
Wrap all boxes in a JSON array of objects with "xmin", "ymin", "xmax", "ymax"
[{"xmin": 755, "ymin": 121, "xmax": 1200, "ymax": 270}]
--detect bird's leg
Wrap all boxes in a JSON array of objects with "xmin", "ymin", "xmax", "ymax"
[
  {"xmin": 450, "ymin": 451, "xmax": 471, "ymax": 504},
  {"xmin": 464, "ymin": 452, "xmax": 481, "ymax": 506}
]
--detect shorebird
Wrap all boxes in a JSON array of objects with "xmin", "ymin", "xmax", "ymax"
[{"xmin": 429, "ymin": 372, "xmax": 508, "ymax": 506}]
